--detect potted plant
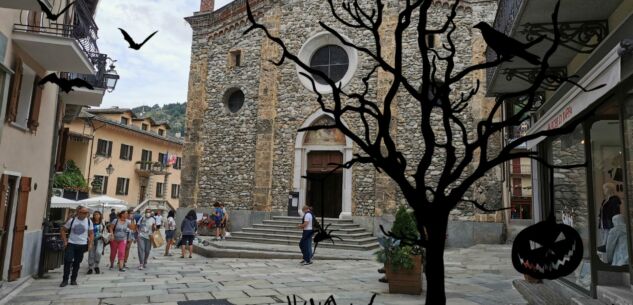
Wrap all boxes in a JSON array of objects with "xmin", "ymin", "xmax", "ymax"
[
  {"xmin": 375, "ymin": 207, "xmax": 424, "ymax": 295},
  {"xmin": 54, "ymin": 161, "xmax": 90, "ymax": 198}
]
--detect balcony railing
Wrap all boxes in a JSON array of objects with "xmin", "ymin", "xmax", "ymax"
[
  {"xmin": 511, "ymin": 164, "xmax": 532, "ymax": 175},
  {"xmin": 13, "ymin": 0, "xmax": 99, "ymax": 59},
  {"xmin": 135, "ymin": 161, "xmax": 169, "ymax": 176},
  {"xmin": 60, "ymin": 52, "xmax": 108, "ymax": 89},
  {"xmin": 486, "ymin": 0, "xmax": 524, "ymax": 90}
]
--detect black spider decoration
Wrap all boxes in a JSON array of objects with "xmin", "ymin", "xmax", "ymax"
[{"xmin": 312, "ymin": 223, "xmax": 343, "ymax": 259}]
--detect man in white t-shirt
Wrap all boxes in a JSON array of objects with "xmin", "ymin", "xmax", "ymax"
[
  {"xmin": 154, "ymin": 211, "xmax": 163, "ymax": 229},
  {"xmin": 297, "ymin": 205, "xmax": 314, "ymax": 265},
  {"xmin": 60, "ymin": 206, "xmax": 94, "ymax": 287}
]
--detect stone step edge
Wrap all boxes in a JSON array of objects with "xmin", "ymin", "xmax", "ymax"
[
  {"xmin": 262, "ymin": 220, "xmax": 360, "ymax": 227},
  {"xmin": 242, "ymin": 227, "xmax": 373, "ymax": 237},
  {"xmin": 193, "ymin": 244, "xmax": 372, "ymax": 260},
  {"xmin": 229, "ymin": 236, "xmax": 380, "ymax": 250},
  {"xmin": 204, "ymin": 239, "xmax": 375, "ymax": 256},
  {"xmin": 272, "ymin": 216, "xmax": 354, "ymax": 222},
  {"xmin": 231, "ymin": 231, "xmax": 378, "ymax": 244},
  {"xmin": 252, "ymin": 224, "xmax": 366, "ymax": 231}
]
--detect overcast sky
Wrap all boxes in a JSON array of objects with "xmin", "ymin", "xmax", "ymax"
[{"xmin": 95, "ymin": 0, "xmax": 234, "ymax": 109}]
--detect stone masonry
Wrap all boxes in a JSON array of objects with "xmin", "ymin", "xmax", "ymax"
[{"xmin": 182, "ymin": 0, "xmax": 504, "ymax": 232}]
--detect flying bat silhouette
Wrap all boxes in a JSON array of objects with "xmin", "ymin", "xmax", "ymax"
[
  {"xmin": 474, "ymin": 22, "xmax": 544, "ymax": 65},
  {"xmin": 39, "ymin": 73, "xmax": 94, "ymax": 93},
  {"xmin": 37, "ymin": 0, "xmax": 75, "ymax": 21},
  {"xmin": 118, "ymin": 28, "xmax": 158, "ymax": 50}
]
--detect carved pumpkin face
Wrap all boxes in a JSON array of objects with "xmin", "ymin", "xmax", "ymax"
[{"xmin": 511, "ymin": 220, "xmax": 583, "ymax": 279}]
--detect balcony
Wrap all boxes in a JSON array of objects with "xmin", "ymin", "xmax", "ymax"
[
  {"xmin": 486, "ymin": 0, "xmax": 623, "ymax": 95},
  {"xmin": 511, "ymin": 164, "xmax": 532, "ymax": 175},
  {"xmin": 11, "ymin": 0, "xmax": 99, "ymax": 74},
  {"xmin": 0, "ymin": 0, "xmax": 52, "ymax": 11},
  {"xmin": 59, "ymin": 52, "xmax": 114, "ymax": 107},
  {"xmin": 135, "ymin": 161, "xmax": 170, "ymax": 177}
]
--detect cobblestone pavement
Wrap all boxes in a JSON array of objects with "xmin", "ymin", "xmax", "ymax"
[{"xmin": 7, "ymin": 243, "xmax": 527, "ymax": 305}]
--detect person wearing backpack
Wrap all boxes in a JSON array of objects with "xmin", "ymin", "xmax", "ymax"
[
  {"xmin": 108, "ymin": 210, "xmax": 135, "ymax": 272},
  {"xmin": 60, "ymin": 205, "xmax": 93, "ymax": 287},
  {"xmin": 137, "ymin": 208, "xmax": 157, "ymax": 270},
  {"xmin": 297, "ymin": 205, "xmax": 314, "ymax": 266},
  {"xmin": 87, "ymin": 211, "xmax": 105, "ymax": 274},
  {"xmin": 213, "ymin": 202, "xmax": 225, "ymax": 241}
]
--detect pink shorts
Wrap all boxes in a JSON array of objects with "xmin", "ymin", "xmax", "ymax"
[{"xmin": 110, "ymin": 239, "xmax": 127, "ymax": 262}]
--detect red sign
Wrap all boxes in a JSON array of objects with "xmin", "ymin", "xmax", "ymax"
[{"xmin": 547, "ymin": 106, "xmax": 573, "ymax": 130}]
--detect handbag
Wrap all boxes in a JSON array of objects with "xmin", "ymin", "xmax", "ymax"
[{"xmin": 151, "ymin": 230, "xmax": 165, "ymax": 248}]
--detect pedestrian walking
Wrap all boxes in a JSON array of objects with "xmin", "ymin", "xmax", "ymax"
[
  {"xmin": 87, "ymin": 211, "xmax": 105, "ymax": 274},
  {"xmin": 164, "ymin": 210, "xmax": 176, "ymax": 256},
  {"xmin": 108, "ymin": 210, "xmax": 134, "ymax": 272},
  {"xmin": 108, "ymin": 208, "xmax": 116, "ymax": 224},
  {"xmin": 60, "ymin": 205, "xmax": 93, "ymax": 287},
  {"xmin": 213, "ymin": 202, "xmax": 225, "ymax": 241},
  {"xmin": 137, "ymin": 208, "xmax": 157, "ymax": 269},
  {"xmin": 181, "ymin": 209, "xmax": 198, "ymax": 258},
  {"xmin": 124, "ymin": 208, "xmax": 137, "ymax": 268},
  {"xmin": 155, "ymin": 211, "xmax": 163, "ymax": 230},
  {"xmin": 297, "ymin": 205, "xmax": 314, "ymax": 265},
  {"xmin": 219, "ymin": 202, "xmax": 229, "ymax": 240}
]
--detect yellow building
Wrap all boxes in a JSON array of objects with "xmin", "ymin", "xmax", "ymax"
[
  {"xmin": 0, "ymin": 0, "xmax": 115, "ymax": 282},
  {"xmin": 62, "ymin": 107, "xmax": 183, "ymax": 210}
]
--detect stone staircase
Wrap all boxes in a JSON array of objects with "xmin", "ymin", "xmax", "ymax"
[{"xmin": 230, "ymin": 216, "xmax": 379, "ymax": 251}]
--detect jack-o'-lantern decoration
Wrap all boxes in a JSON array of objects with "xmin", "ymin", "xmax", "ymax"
[{"xmin": 512, "ymin": 219, "xmax": 583, "ymax": 279}]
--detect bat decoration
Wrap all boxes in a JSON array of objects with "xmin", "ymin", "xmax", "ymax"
[
  {"xmin": 474, "ymin": 21, "xmax": 544, "ymax": 65},
  {"xmin": 37, "ymin": 0, "xmax": 75, "ymax": 21},
  {"xmin": 118, "ymin": 28, "xmax": 158, "ymax": 50},
  {"xmin": 312, "ymin": 223, "xmax": 343, "ymax": 259},
  {"xmin": 286, "ymin": 294, "xmax": 377, "ymax": 305},
  {"xmin": 39, "ymin": 73, "xmax": 94, "ymax": 93},
  {"xmin": 511, "ymin": 163, "xmax": 585, "ymax": 280}
]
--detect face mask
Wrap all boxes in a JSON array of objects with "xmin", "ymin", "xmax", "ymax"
[{"xmin": 145, "ymin": 213, "xmax": 151, "ymax": 218}]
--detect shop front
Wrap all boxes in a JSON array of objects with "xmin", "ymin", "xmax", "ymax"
[{"xmin": 527, "ymin": 46, "xmax": 633, "ymax": 297}]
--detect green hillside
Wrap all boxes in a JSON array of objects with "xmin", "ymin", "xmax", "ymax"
[{"xmin": 131, "ymin": 103, "xmax": 186, "ymax": 137}]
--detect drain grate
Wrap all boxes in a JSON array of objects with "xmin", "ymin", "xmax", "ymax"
[{"xmin": 177, "ymin": 300, "xmax": 234, "ymax": 305}]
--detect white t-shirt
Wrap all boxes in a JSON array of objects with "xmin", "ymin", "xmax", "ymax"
[
  {"xmin": 137, "ymin": 216, "xmax": 156, "ymax": 239},
  {"xmin": 155, "ymin": 215, "xmax": 163, "ymax": 226},
  {"xmin": 166, "ymin": 216, "xmax": 176, "ymax": 231},
  {"xmin": 303, "ymin": 212, "xmax": 313, "ymax": 231},
  {"xmin": 64, "ymin": 217, "xmax": 90, "ymax": 245}
]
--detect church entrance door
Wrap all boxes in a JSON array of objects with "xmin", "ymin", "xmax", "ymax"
[{"xmin": 306, "ymin": 151, "xmax": 343, "ymax": 219}]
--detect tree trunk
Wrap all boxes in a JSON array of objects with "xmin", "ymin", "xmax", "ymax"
[{"xmin": 424, "ymin": 213, "xmax": 448, "ymax": 305}]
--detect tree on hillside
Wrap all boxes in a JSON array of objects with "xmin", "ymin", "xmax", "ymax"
[{"xmin": 245, "ymin": 0, "xmax": 595, "ymax": 303}]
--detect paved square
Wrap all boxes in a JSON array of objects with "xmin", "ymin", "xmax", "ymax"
[{"xmin": 7, "ymin": 243, "xmax": 526, "ymax": 305}]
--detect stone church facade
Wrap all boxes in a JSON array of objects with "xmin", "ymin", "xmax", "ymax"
[{"xmin": 183, "ymin": 0, "xmax": 505, "ymax": 245}]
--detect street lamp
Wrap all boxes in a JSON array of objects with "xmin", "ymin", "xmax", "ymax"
[
  {"xmin": 106, "ymin": 164, "xmax": 115, "ymax": 176},
  {"xmin": 104, "ymin": 58, "xmax": 119, "ymax": 93}
]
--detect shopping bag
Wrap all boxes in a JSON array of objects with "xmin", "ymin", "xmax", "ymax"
[{"xmin": 151, "ymin": 230, "xmax": 164, "ymax": 248}]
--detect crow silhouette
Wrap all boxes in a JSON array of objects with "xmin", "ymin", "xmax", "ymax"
[
  {"xmin": 474, "ymin": 22, "xmax": 544, "ymax": 65},
  {"xmin": 39, "ymin": 73, "xmax": 94, "ymax": 93},
  {"xmin": 37, "ymin": 0, "xmax": 75, "ymax": 21},
  {"xmin": 119, "ymin": 28, "xmax": 158, "ymax": 50}
]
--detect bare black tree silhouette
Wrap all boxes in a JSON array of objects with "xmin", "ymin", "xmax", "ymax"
[{"xmin": 244, "ymin": 0, "xmax": 597, "ymax": 303}]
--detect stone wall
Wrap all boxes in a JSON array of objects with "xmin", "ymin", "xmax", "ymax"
[{"xmin": 183, "ymin": 0, "xmax": 502, "ymax": 223}]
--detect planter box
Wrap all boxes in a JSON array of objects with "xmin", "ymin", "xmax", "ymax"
[{"xmin": 385, "ymin": 255, "xmax": 423, "ymax": 295}]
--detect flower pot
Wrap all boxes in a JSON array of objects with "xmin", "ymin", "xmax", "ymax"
[{"xmin": 385, "ymin": 255, "xmax": 423, "ymax": 295}]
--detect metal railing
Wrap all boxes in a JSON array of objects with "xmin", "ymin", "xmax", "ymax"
[
  {"xmin": 486, "ymin": 0, "xmax": 524, "ymax": 90},
  {"xmin": 60, "ymin": 52, "xmax": 108, "ymax": 88},
  {"xmin": 13, "ymin": 0, "xmax": 99, "ymax": 59}
]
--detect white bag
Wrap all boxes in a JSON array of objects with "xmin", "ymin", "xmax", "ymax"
[{"xmin": 224, "ymin": 231, "xmax": 231, "ymax": 238}]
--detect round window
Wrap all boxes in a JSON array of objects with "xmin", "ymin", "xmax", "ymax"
[
  {"xmin": 226, "ymin": 90, "xmax": 245, "ymax": 113},
  {"xmin": 309, "ymin": 45, "xmax": 349, "ymax": 84}
]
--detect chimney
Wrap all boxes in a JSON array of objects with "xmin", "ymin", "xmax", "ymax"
[{"xmin": 200, "ymin": 0, "xmax": 214, "ymax": 12}]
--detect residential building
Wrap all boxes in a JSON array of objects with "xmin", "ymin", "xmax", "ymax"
[
  {"xmin": 0, "ymin": 0, "xmax": 114, "ymax": 282},
  {"xmin": 183, "ymin": 0, "xmax": 507, "ymax": 247},
  {"xmin": 486, "ymin": 0, "xmax": 633, "ymax": 301},
  {"xmin": 61, "ymin": 107, "xmax": 183, "ymax": 211}
]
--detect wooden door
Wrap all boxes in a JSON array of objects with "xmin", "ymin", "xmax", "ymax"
[
  {"xmin": 306, "ymin": 151, "xmax": 343, "ymax": 218},
  {"xmin": 0, "ymin": 175, "xmax": 10, "ymax": 280},
  {"xmin": 9, "ymin": 177, "xmax": 30, "ymax": 281}
]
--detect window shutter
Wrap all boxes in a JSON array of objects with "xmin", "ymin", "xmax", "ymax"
[
  {"xmin": 119, "ymin": 144, "xmax": 125, "ymax": 159},
  {"xmin": 107, "ymin": 141, "xmax": 113, "ymax": 157},
  {"xmin": 27, "ymin": 76, "xmax": 43, "ymax": 132},
  {"xmin": 125, "ymin": 178, "xmax": 129, "ymax": 195},
  {"xmin": 6, "ymin": 58, "xmax": 23, "ymax": 123},
  {"xmin": 129, "ymin": 146, "xmax": 133, "ymax": 161},
  {"xmin": 103, "ymin": 176, "xmax": 108, "ymax": 194}
]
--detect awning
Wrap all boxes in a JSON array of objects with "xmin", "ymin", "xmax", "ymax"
[
  {"xmin": 525, "ymin": 45, "xmax": 623, "ymax": 148},
  {"xmin": 51, "ymin": 196, "xmax": 81, "ymax": 209}
]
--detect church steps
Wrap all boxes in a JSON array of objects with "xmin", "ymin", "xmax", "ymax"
[
  {"xmin": 272, "ymin": 216, "xmax": 355, "ymax": 224},
  {"xmin": 231, "ymin": 231, "xmax": 377, "ymax": 245},
  {"xmin": 228, "ymin": 236, "xmax": 379, "ymax": 251},
  {"xmin": 242, "ymin": 227, "xmax": 373, "ymax": 238},
  {"xmin": 251, "ymin": 223, "xmax": 366, "ymax": 233},
  {"xmin": 261, "ymin": 220, "xmax": 359, "ymax": 228}
]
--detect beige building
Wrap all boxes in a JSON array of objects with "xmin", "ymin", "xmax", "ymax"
[
  {"xmin": 61, "ymin": 108, "xmax": 183, "ymax": 210},
  {"xmin": 0, "ymin": 0, "xmax": 114, "ymax": 282}
]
